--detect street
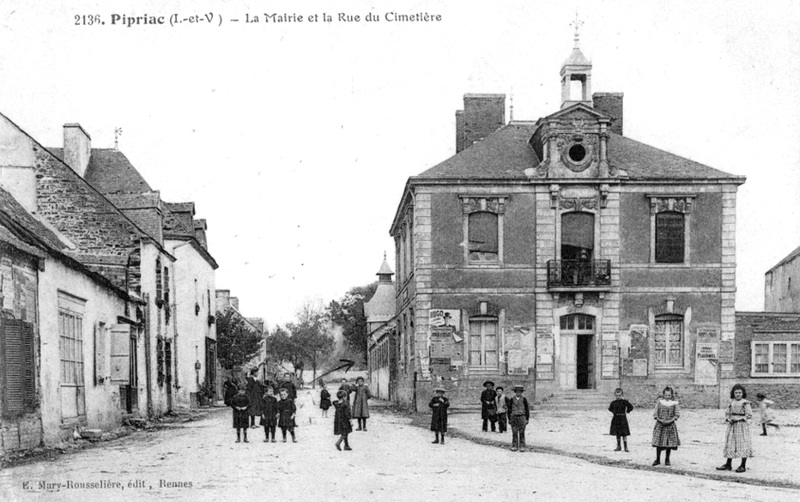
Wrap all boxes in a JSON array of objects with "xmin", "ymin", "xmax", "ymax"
[{"xmin": 1, "ymin": 391, "xmax": 798, "ymax": 502}]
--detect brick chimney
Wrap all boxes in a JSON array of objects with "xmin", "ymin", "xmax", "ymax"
[
  {"xmin": 193, "ymin": 219, "xmax": 208, "ymax": 250},
  {"xmin": 63, "ymin": 123, "xmax": 92, "ymax": 176},
  {"xmin": 215, "ymin": 289, "xmax": 231, "ymax": 312},
  {"xmin": 230, "ymin": 297, "xmax": 240, "ymax": 311},
  {"xmin": 455, "ymin": 94, "xmax": 505, "ymax": 153},
  {"xmin": 592, "ymin": 93, "xmax": 624, "ymax": 135}
]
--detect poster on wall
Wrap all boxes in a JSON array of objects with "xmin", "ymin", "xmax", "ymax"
[
  {"xmin": 628, "ymin": 325, "xmax": 649, "ymax": 360},
  {"xmin": 429, "ymin": 309, "xmax": 460, "ymax": 336},
  {"xmin": 632, "ymin": 359, "xmax": 648, "ymax": 377},
  {"xmin": 419, "ymin": 350, "xmax": 430, "ymax": 379},
  {"xmin": 695, "ymin": 341, "xmax": 719, "ymax": 385},
  {"xmin": 535, "ymin": 327, "xmax": 554, "ymax": 380},
  {"xmin": 718, "ymin": 340, "xmax": 735, "ymax": 363},
  {"xmin": 507, "ymin": 349, "xmax": 528, "ymax": 375},
  {"xmin": 601, "ymin": 340, "xmax": 619, "ymax": 379}
]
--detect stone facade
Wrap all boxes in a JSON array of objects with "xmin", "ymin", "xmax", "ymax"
[
  {"xmin": 765, "ymin": 246, "xmax": 800, "ymax": 312},
  {"xmin": 389, "ymin": 41, "xmax": 745, "ymax": 410}
]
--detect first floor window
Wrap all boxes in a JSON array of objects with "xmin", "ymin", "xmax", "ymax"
[
  {"xmin": 468, "ymin": 212, "xmax": 499, "ymax": 262},
  {"xmin": 655, "ymin": 212, "xmax": 685, "ymax": 263},
  {"xmin": 752, "ymin": 341, "xmax": 800, "ymax": 376},
  {"xmin": 469, "ymin": 318, "xmax": 498, "ymax": 367},
  {"xmin": 654, "ymin": 314, "xmax": 683, "ymax": 367}
]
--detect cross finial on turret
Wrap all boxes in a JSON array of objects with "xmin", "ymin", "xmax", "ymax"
[
  {"xmin": 114, "ymin": 127, "xmax": 123, "ymax": 150},
  {"xmin": 570, "ymin": 11, "xmax": 584, "ymax": 48}
]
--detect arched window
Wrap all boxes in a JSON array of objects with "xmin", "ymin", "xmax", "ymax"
[
  {"xmin": 655, "ymin": 212, "xmax": 685, "ymax": 263},
  {"xmin": 654, "ymin": 314, "xmax": 683, "ymax": 367},
  {"xmin": 559, "ymin": 314, "xmax": 595, "ymax": 332}
]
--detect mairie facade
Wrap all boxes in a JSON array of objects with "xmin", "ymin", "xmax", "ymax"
[{"xmin": 389, "ymin": 42, "xmax": 745, "ymax": 410}]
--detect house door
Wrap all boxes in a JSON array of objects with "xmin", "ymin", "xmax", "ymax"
[
  {"xmin": 559, "ymin": 335, "xmax": 577, "ymax": 388},
  {"xmin": 577, "ymin": 335, "xmax": 594, "ymax": 389},
  {"xmin": 205, "ymin": 338, "xmax": 216, "ymax": 399},
  {"xmin": 559, "ymin": 314, "xmax": 596, "ymax": 389},
  {"xmin": 164, "ymin": 341, "xmax": 173, "ymax": 411}
]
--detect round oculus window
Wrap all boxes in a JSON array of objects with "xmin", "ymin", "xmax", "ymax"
[{"xmin": 568, "ymin": 144, "xmax": 586, "ymax": 163}]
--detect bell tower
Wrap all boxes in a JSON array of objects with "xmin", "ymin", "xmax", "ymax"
[{"xmin": 561, "ymin": 14, "xmax": 592, "ymax": 109}]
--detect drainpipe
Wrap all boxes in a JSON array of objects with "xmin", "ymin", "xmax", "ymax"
[{"xmin": 143, "ymin": 293, "xmax": 154, "ymax": 418}]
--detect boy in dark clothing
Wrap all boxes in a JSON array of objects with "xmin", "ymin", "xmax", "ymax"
[
  {"xmin": 480, "ymin": 381, "xmax": 497, "ymax": 432},
  {"xmin": 223, "ymin": 378, "xmax": 238, "ymax": 407},
  {"xmin": 279, "ymin": 372, "xmax": 298, "ymax": 400},
  {"xmin": 231, "ymin": 388, "xmax": 250, "ymax": 443},
  {"xmin": 508, "ymin": 385, "xmax": 530, "ymax": 452},
  {"xmin": 333, "ymin": 389, "xmax": 353, "ymax": 451},
  {"xmin": 277, "ymin": 388, "xmax": 297, "ymax": 443},
  {"xmin": 429, "ymin": 387, "xmax": 449, "ymax": 444},
  {"xmin": 262, "ymin": 386, "xmax": 279, "ymax": 442}
]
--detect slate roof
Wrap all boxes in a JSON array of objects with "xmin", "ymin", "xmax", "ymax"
[
  {"xmin": 766, "ymin": 244, "xmax": 800, "ymax": 274},
  {"xmin": 563, "ymin": 46, "xmax": 591, "ymax": 67},
  {"xmin": 415, "ymin": 123, "xmax": 742, "ymax": 181},
  {"xmin": 51, "ymin": 147, "xmax": 153, "ymax": 193},
  {"xmin": 0, "ymin": 187, "xmax": 67, "ymax": 252}
]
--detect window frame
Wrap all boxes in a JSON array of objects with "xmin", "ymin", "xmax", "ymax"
[
  {"xmin": 750, "ymin": 340, "xmax": 800, "ymax": 377},
  {"xmin": 468, "ymin": 316, "xmax": 499, "ymax": 368},
  {"xmin": 459, "ymin": 195, "xmax": 508, "ymax": 267},
  {"xmin": 653, "ymin": 314, "xmax": 684, "ymax": 369},
  {"xmin": 647, "ymin": 195, "xmax": 696, "ymax": 266}
]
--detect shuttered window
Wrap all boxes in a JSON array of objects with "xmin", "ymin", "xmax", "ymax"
[
  {"xmin": 655, "ymin": 212, "xmax": 685, "ymax": 263},
  {"xmin": 1, "ymin": 318, "xmax": 36, "ymax": 417}
]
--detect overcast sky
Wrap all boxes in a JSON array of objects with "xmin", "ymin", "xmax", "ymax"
[{"xmin": 1, "ymin": 0, "xmax": 798, "ymax": 327}]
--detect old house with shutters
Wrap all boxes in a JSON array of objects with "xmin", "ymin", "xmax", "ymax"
[
  {"xmin": 389, "ymin": 37, "xmax": 745, "ymax": 410},
  {"xmin": 50, "ymin": 133, "xmax": 219, "ymax": 411},
  {"xmin": 366, "ymin": 255, "xmax": 397, "ymax": 400},
  {"xmin": 0, "ymin": 125, "xmax": 147, "ymax": 452}
]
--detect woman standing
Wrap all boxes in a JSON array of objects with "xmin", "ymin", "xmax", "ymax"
[
  {"xmin": 652, "ymin": 386, "xmax": 680, "ymax": 466},
  {"xmin": 246, "ymin": 370, "xmax": 264, "ymax": 428},
  {"xmin": 351, "ymin": 376, "xmax": 372, "ymax": 431}
]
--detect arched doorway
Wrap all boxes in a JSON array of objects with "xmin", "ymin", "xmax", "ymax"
[{"xmin": 559, "ymin": 314, "xmax": 596, "ymax": 389}]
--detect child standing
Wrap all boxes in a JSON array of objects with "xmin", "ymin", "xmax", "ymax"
[
  {"xmin": 608, "ymin": 388, "xmax": 634, "ymax": 452},
  {"xmin": 319, "ymin": 381, "xmax": 332, "ymax": 418},
  {"xmin": 231, "ymin": 387, "xmax": 250, "ymax": 443},
  {"xmin": 480, "ymin": 381, "xmax": 497, "ymax": 432},
  {"xmin": 508, "ymin": 385, "xmax": 530, "ymax": 452},
  {"xmin": 333, "ymin": 389, "xmax": 353, "ymax": 451},
  {"xmin": 352, "ymin": 376, "xmax": 372, "ymax": 431},
  {"xmin": 277, "ymin": 388, "xmax": 297, "ymax": 443},
  {"xmin": 429, "ymin": 387, "xmax": 449, "ymax": 444},
  {"xmin": 495, "ymin": 386, "xmax": 508, "ymax": 434},
  {"xmin": 652, "ymin": 386, "xmax": 680, "ymax": 466},
  {"xmin": 717, "ymin": 384, "xmax": 753, "ymax": 473},
  {"xmin": 756, "ymin": 393, "xmax": 779, "ymax": 436},
  {"xmin": 261, "ymin": 386, "xmax": 279, "ymax": 442}
]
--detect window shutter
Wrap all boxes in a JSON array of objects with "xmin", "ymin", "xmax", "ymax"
[
  {"xmin": 22, "ymin": 321, "xmax": 35, "ymax": 410},
  {"xmin": 109, "ymin": 324, "xmax": 131, "ymax": 384},
  {"xmin": 3, "ymin": 319, "xmax": 25, "ymax": 414},
  {"xmin": 94, "ymin": 323, "xmax": 107, "ymax": 385}
]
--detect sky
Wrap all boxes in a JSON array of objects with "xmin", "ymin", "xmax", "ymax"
[{"xmin": 1, "ymin": 0, "xmax": 798, "ymax": 327}]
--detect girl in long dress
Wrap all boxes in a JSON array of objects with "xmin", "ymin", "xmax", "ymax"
[
  {"xmin": 717, "ymin": 384, "xmax": 754, "ymax": 473},
  {"xmin": 333, "ymin": 389, "xmax": 353, "ymax": 451},
  {"xmin": 351, "ymin": 377, "xmax": 372, "ymax": 431},
  {"xmin": 608, "ymin": 387, "xmax": 634, "ymax": 452},
  {"xmin": 652, "ymin": 386, "xmax": 680, "ymax": 466}
]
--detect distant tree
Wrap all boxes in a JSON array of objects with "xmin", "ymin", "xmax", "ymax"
[
  {"xmin": 265, "ymin": 325, "xmax": 304, "ymax": 375},
  {"xmin": 327, "ymin": 282, "xmax": 378, "ymax": 366},
  {"xmin": 288, "ymin": 300, "xmax": 335, "ymax": 387},
  {"xmin": 216, "ymin": 309, "xmax": 263, "ymax": 371}
]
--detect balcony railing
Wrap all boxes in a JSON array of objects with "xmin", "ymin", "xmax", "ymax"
[{"xmin": 547, "ymin": 259, "xmax": 611, "ymax": 288}]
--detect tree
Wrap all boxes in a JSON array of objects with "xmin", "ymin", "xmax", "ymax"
[
  {"xmin": 327, "ymin": 282, "xmax": 378, "ymax": 366},
  {"xmin": 265, "ymin": 325, "xmax": 304, "ymax": 375},
  {"xmin": 216, "ymin": 309, "xmax": 263, "ymax": 371}
]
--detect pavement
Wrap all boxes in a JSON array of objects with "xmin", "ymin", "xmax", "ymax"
[
  {"xmin": 444, "ymin": 404, "xmax": 800, "ymax": 488},
  {"xmin": 0, "ymin": 391, "xmax": 797, "ymax": 501}
]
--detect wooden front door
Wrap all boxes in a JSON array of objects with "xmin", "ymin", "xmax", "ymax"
[{"xmin": 559, "ymin": 335, "xmax": 577, "ymax": 388}]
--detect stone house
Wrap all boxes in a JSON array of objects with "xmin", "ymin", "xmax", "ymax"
[
  {"xmin": 764, "ymin": 246, "xmax": 800, "ymax": 312},
  {"xmin": 365, "ymin": 255, "xmax": 397, "ymax": 400},
  {"xmin": 389, "ymin": 39, "xmax": 745, "ymax": 410}
]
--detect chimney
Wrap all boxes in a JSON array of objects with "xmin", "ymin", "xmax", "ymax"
[
  {"xmin": 215, "ymin": 289, "xmax": 231, "ymax": 312},
  {"xmin": 230, "ymin": 297, "xmax": 240, "ymax": 311},
  {"xmin": 455, "ymin": 94, "xmax": 505, "ymax": 153},
  {"xmin": 0, "ymin": 116, "xmax": 37, "ymax": 213},
  {"xmin": 194, "ymin": 219, "xmax": 208, "ymax": 250},
  {"xmin": 63, "ymin": 123, "xmax": 92, "ymax": 176},
  {"xmin": 592, "ymin": 93, "xmax": 624, "ymax": 135}
]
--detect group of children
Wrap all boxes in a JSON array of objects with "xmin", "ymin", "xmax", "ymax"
[{"xmin": 231, "ymin": 385, "xmax": 297, "ymax": 444}]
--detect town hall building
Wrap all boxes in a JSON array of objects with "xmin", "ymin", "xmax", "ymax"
[{"xmin": 389, "ymin": 37, "xmax": 745, "ymax": 409}]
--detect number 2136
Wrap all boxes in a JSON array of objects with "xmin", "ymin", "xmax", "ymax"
[{"xmin": 75, "ymin": 15, "xmax": 102, "ymax": 25}]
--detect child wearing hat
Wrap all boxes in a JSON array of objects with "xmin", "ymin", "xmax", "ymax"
[
  {"xmin": 508, "ymin": 385, "xmax": 530, "ymax": 452},
  {"xmin": 429, "ymin": 387, "xmax": 450, "ymax": 444},
  {"xmin": 480, "ymin": 380, "xmax": 498, "ymax": 432}
]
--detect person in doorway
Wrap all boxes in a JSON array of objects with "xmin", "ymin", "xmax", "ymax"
[
  {"xmin": 231, "ymin": 387, "xmax": 250, "ymax": 443},
  {"xmin": 480, "ymin": 381, "xmax": 497, "ymax": 432},
  {"xmin": 756, "ymin": 393, "xmax": 780, "ymax": 436},
  {"xmin": 508, "ymin": 385, "xmax": 530, "ymax": 452},
  {"xmin": 717, "ymin": 384, "xmax": 753, "ymax": 473},
  {"xmin": 352, "ymin": 377, "xmax": 372, "ymax": 431},
  {"xmin": 333, "ymin": 389, "xmax": 353, "ymax": 451},
  {"xmin": 261, "ymin": 386, "xmax": 279, "ymax": 443},
  {"xmin": 652, "ymin": 386, "xmax": 680, "ymax": 466},
  {"xmin": 246, "ymin": 369, "xmax": 264, "ymax": 428},
  {"xmin": 319, "ymin": 380, "xmax": 332, "ymax": 418},
  {"xmin": 277, "ymin": 388, "xmax": 297, "ymax": 443},
  {"xmin": 223, "ymin": 378, "xmax": 238, "ymax": 407},
  {"xmin": 495, "ymin": 386, "xmax": 508, "ymax": 434},
  {"xmin": 608, "ymin": 388, "xmax": 634, "ymax": 452},
  {"xmin": 429, "ymin": 387, "xmax": 449, "ymax": 444},
  {"xmin": 278, "ymin": 372, "xmax": 298, "ymax": 400}
]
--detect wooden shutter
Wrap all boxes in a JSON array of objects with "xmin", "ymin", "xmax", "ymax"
[
  {"xmin": 94, "ymin": 323, "xmax": 107, "ymax": 385},
  {"xmin": 109, "ymin": 324, "xmax": 131, "ymax": 384},
  {"xmin": 2, "ymin": 319, "xmax": 35, "ymax": 415},
  {"xmin": 22, "ymin": 321, "xmax": 35, "ymax": 409}
]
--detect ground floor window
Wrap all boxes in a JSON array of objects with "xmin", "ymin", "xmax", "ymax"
[
  {"xmin": 752, "ymin": 341, "xmax": 800, "ymax": 376},
  {"xmin": 59, "ymin": 292, "xmax": 87, "ymax": 420},
  {"xmin": 654, "ymin": 314, "xmax": 683, "ymax": 368},
  {"xmin": 469, "ymin": 318, "xmax": 498, "ymax": 367}
]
